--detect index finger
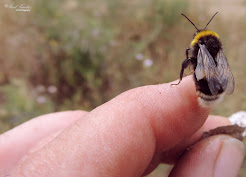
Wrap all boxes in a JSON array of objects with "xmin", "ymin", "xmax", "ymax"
[{"xmin": 11, "ymin": 76, "xmax": 210, "ymax": 177}]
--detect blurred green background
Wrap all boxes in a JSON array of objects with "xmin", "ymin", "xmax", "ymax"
[{"xmin": 0, "ymin": 0, "xmax": 246, "ymax": 176}]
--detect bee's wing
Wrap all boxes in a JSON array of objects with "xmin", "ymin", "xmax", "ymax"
[
  {"xmin": 195, "ymin": 49, "xmax": 206, "ymax": 80},
  {"xmin": 216, "ymin": 50, "xmax": 235, "ymax": 95},
  {"xmin": 197, "ymin": 44, "xmax": 222, "ymax": 95}
]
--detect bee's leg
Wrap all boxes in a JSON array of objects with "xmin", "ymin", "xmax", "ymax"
[
  {"xmin": 186, "ymin": 48, "xmax": 193, "ymax": 71},
  {"xmin": 189, "ymin": 57, "xmax": 197, "ymax": 65},
  {"xmin": 186, "ymin": 48, "xmax": 190, "ymax": 59},
  {"xmin": 185, "ymin": 70, "xmax": 194, "ymax": 76},
  {"xmin": 171, "ymin": 58, "xmax": 192, "ymax": 86},
  {"xmin": 185, "ymin": 57, "xmax": 197, "ymax": 75}
]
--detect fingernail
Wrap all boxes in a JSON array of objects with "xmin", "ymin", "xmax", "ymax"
[{"xmin": 214, "ymin": 137, "xmax": 245, "ymax": 177}]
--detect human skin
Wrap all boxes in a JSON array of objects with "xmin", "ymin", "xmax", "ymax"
[{"xmin": 0, "ymin": 76, "xmax": 244, "ymax": 177}]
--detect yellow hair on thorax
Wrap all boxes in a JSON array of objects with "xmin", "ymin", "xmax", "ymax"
[{"xmin": 191, "ymin": 30, "xmax": 219, "ymax": 46}]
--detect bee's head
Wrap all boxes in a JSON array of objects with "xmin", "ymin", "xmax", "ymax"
[
  {"xmin": 193, "ymin": 29, "xmax": 205, "ymax": 39},
  {"xmin": 182, "ymin": 12, "xmax": 218, "ymax": 38}
]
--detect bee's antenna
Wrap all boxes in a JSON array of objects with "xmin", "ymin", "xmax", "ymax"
[
  {"xmin": 181, "ymin": 13, "xmax": 199, "ymax": 31},
  {"xmin": 203, "ymin": 12, "xmax": 218, "ymax": 29}
]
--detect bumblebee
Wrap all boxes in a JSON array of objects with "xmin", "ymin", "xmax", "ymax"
[{"xmin": 173, "ymin": 12, "xmax": 235, "ymax": 107}]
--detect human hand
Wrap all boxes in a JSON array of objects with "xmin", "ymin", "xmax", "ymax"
[{"xmin": 0, "ymin": 76, "xmax": 244, "ymax": 177}]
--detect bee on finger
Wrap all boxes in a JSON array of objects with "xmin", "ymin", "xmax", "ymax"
[{"xmin": 172, "ymin": 12, "xmax": 235, "ymax": 107}]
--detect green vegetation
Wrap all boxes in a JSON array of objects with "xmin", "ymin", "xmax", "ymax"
[
  {"xmin": 1, "ymin": 0, "xmax": 246, "ymax": 131},
  {"xmin": 0, "ymin": 0, "xmax": 189, "ymax": 130}
]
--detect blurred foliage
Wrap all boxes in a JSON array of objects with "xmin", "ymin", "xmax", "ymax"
[
  {"xmin": 0, "ymin": 0, "xmax": 189, "ymax": 131},
  {"xmin": 0, "ymin": 79, "xmax": 54, "ymax": 132},
  {"xmin": 1, "ymin": 0, "xmax": 246, "ymax": 130},
  {"xmin": 29, "ymin": 0, "xmax": 188, "ymax": 110}
]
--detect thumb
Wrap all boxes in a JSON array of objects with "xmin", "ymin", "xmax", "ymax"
[{"xmin": 169, "ymin": 135, "xmax": 244, "ymax": 177}]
